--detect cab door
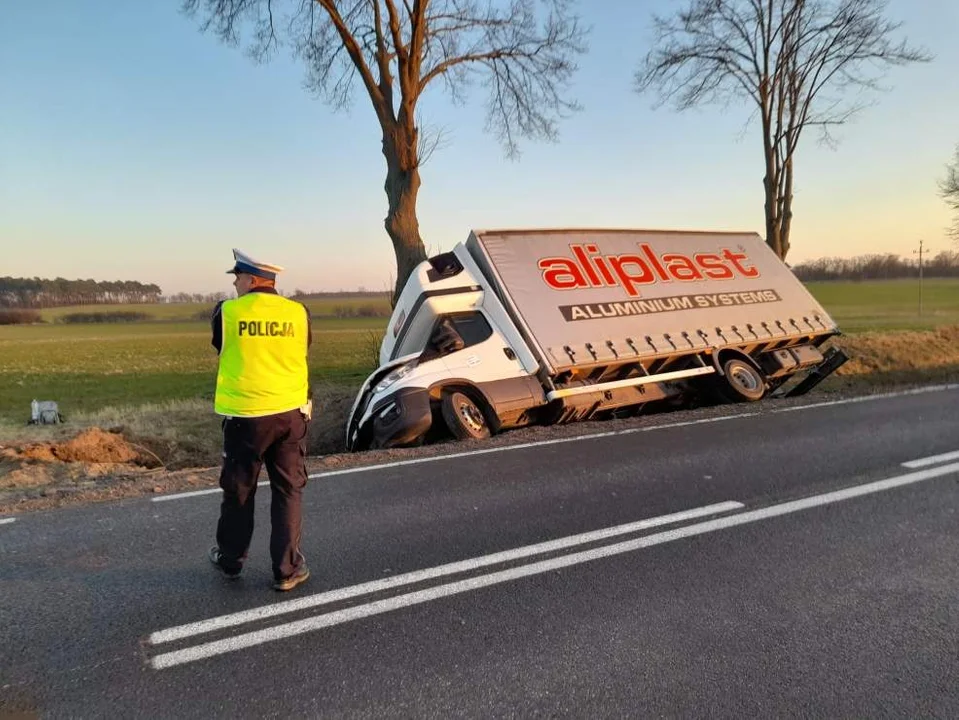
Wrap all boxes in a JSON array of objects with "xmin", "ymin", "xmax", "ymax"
[{"xmin": 434, "ymin": 312, "xmax": 527, "ymax": 382}]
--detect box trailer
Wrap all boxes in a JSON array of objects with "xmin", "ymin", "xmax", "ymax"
[{"xmin": 346, "ymin": 228, "xmax": 848, "ymax": 451}]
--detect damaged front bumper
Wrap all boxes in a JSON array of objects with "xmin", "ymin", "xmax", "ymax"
[{"xmin": 346, "ymin": 386, "xmax": 433, "ymax": 451}]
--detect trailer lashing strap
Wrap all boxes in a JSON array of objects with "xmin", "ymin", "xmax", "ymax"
[
  {"xmin": 548, "ymin": 340, "xmax": 651, "ymax": 370},
  {"xmin": 583, "ymin": 341, "xmax": 619, "ymax": 363}
]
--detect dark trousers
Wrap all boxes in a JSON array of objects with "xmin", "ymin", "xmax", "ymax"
[{"xmin": 216, "ymin": 409, "xmax": 309, "ymax": 580}]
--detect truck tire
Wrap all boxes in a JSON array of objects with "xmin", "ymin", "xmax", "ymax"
[
  {"xmin": 441, "ymin": 391, "xmax": 491, "ymax": 440},
  {"xmin": 719, "ymin": 358, "xmax": 766, "ymax": 402}
]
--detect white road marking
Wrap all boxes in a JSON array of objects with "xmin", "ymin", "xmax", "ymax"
[
  {"xmin": 149, "ymin": 501, "xmax": 743, "ymax": 645},
  {"xmin": 0, "ymin": 518, "xmax": 15, "ymax": 525},
  {"xmin": 308, "ymin": 414, "xmax": 759, "ymax": 479},
  {"xmin": 151, "ymin": 414, "xmax": 759, "ymax": 502},
  {"xmin": 149, "ymin": 383, "xmax": 959, "ymax": 504},
  {"xmin": 771, "ymin": 383, "xmax": 959, "ymax": 413},
  {"xmin": 150, "ymin": 487, "xmax": 233, "ymax": 501},
  {"xmin": 150, "ymin": 462, "xmax": 959, "ymax": 669},
  {"xmin": 902, "ymin": 449, "xmax": 959, "ymax": 469}
]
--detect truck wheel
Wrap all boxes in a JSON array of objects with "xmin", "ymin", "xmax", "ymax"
[
  {"xmin": 441, "ymin": 391, "xmax": 491, "ymax": 440},
  {"xmin": 719, "ymin": 358, "xmax": 766, "ymax": 402}
]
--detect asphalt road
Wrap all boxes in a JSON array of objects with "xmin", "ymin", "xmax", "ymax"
[{"xmin": 1, "ymin": 385, "xmax": 957, "ymax": 718}]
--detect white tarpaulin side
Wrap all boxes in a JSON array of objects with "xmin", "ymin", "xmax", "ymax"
[{"xmin": 466, "ymin": 228, "xmax": 839, "ymax": 375}]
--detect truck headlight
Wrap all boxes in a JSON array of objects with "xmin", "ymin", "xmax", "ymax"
[{"xmin": 373, "ymin": 360, "xmax": 419, "ymax": 394}]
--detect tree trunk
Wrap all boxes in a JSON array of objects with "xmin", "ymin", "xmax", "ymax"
[
  {"xmin": 779, "ymin": 154, "xmax": 794, "ymax": 261},
  {"xmin": 763, "ymin": 162, "xmax": 794, "ymax": 261},
  {"xmin": 760, "ymin": 99, "xmax": 786, "ymax": 261},
  {"xmin": 382, "ymin": 126, "xmax": 427, "ymax": 305},
  {"xmin": 384, "ymin": 167, "xmax": 425, "ymax": 304},
  {"xmin": 763, "ymin": 172, "xmax": 784, "ymax": 260}
]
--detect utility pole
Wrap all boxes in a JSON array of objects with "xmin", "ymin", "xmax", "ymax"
[{"xmin": 913, "ymin": 239, "xmax": 925, "ymax": 316}]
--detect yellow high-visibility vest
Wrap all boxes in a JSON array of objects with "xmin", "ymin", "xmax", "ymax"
[{"xmin": 214, "ymin": 293, "xmax": 309, "ymax": 417}]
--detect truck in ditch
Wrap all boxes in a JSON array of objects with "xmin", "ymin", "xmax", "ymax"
[{"xmin": 346, "ymin": 228, "xmax": 848, "ymax": 451}]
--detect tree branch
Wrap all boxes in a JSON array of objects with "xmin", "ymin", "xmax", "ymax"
[
  {"xmin": 314, "ymin": 0, "xmax": 390, "ymax": 122},
  {"xmin": 184, "ymin": 0, "xmax": 586, "ymax": 158},
  {"xmin": 634, "ymin": 0, "xmax": 931, "ymax": 258}
]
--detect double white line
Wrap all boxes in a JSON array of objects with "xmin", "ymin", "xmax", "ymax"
[
  {"xmin": 147, "ymin": 456, "xmax": 959, "ymax": 669},
  {"xmin": 147, "ymin": 500, "xmax": 742, "ymax": 668}
]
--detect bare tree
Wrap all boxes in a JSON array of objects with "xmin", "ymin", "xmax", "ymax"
[
  {"xmin": 183, "ymin": 0, "xmax": 587, "ymax": 300},
  {"xmin": 634, "ymin": 0, "xmax": 930, "ymax": 261},
  {"xmin": 941, "ymin": 145, "xmax": 959, "ymax": 242}
]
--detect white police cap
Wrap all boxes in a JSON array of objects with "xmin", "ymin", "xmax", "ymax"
[{"xmin": 226, "ymin": 249, "xmax": 285, "ymax": 280}]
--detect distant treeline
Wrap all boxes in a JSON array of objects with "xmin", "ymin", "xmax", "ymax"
[
  {"xmin": 0, "ymin": 309, "xmax": 42, "ymax": 325},
  {"xmin": 59, "ymin": 311, "xmax": 151, "ymax": 324},
  {"xmin": 0, "ymin": 309, "xmax": 153, "ymax": 325},
  {"xmin": 329, "ymin": 305, "xmax": 391, "ymax": 318},
  {"xmin": 162, "ymin": 292, "xmax": 228, "ymax": 304},
  {"xmin": 792, "ymin": 251, "xmax": 959, "ymax": 281},
  {"xmin": 290, "ymin": 290, "xmax": 388, "ymax": 300},
  {"xmin": 0, "ymin": 277, "xmax": 162, "ymax": 308},
  {"xmin": 162, "ymin": 291, "xmax": 387, "ymax": 304}
]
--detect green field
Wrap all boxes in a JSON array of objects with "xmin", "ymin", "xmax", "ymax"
[
  {"xmin": 1, "ymin": 279, "xmax": 958, "ymax": 425},
  {"xmin": 0, "ymin": 318, "xmax": 385, "ymax": 423},
  {"xmin": 33, "ymin": 295, "xmax": 392, "ymax": 323},
  {"xmin": 806, "ymin": 279, "xmax": 959, "ymax": 333}
]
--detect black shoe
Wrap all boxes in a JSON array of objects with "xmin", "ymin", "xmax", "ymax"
[
  {"xmin": 273, "ymin": 564, "xmax": 310, "ymax": 592},
  {"xmin": 209, "ymin": 546, "xmax": 242, "ymax": 579}
]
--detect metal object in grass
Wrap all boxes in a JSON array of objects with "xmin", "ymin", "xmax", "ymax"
[{"xmin": 29, "ymin": 399, "xmax": 64, "ymax": 425}]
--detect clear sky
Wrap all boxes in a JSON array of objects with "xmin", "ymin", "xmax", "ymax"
[{"xmin": 2, "ymin": 0, "xmax": 956, "ymax": 295}]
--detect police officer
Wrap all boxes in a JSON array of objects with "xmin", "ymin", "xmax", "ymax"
[{"xmin": 208, "ymin": 249, "xmax": 313, "ymax": 591}]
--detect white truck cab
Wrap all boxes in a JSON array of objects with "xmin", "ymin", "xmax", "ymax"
[{"xmin": 346, "ymin": 243, "xmax": 547, "ymax": 450}]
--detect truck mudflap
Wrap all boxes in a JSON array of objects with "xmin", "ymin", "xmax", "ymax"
[{"xmin": 780, "ymin": 346, "xmax": 850, "ymax": 398}]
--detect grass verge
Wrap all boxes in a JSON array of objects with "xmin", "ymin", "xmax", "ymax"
[{"xmin": 1, "ymin": 325, "xmax": 958, "ymax": 515}]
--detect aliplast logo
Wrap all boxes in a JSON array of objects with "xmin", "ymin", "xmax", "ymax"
[{"xmin": 537, "ymin": 243, "xmax": 760, "ymax": 298}]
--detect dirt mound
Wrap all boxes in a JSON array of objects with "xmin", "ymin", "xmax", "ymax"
[
  {"xmin": 55, "ymin": 428, "xmax": 142, "ymax": 463},
  {"xmin": 3, "ymin": 428, "xmax": 150, "ymax": 465},
  {"xmin": 16, "ymin": 445, "xmax": 58, "ymax": 462}
]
